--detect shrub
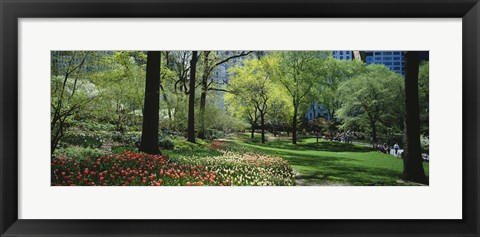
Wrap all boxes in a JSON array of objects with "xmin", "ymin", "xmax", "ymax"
[
  {"xmin": 112, "ymin": 132, "xmax": 140, "ymax": 145},
  {"xmin": 158, "ymin": 138, "xmax": 175, "ymax": 150},
  {"xmin": 54, "ymin": 146, "xmax": 108, "ymax": 160},
  {"xmin": 170, "ymin": 138, "xmax": 207, "ymax": 150},
  {"xmin": 205, "ymin": 129, "xmax": 226, "ymax": 140},
  {"xmin": 111, "ymin": 146, "xmax": 138, "ymax": 155},
  {"xmin": 420, "ymin": 136, "xmax": 429, "ymax": 154},
  {"xmin": 62, "ymin": 133, "xmax": 104, "ymax": 148},
  {"xmin": 82, "ymin": 121, "xmax": 115, "ymax": 132}
]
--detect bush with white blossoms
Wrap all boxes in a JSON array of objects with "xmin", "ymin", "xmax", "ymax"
[{"xmin": 171, "ymin": 151, "xmax": 296, "ymax": 186}]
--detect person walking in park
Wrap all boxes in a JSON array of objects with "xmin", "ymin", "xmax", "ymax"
[
  {"xmin": 383, "ymin": 143, "xmax": 390, "ymax": 154},
  {"xmin": 393, "ymin": 143, "xmax": 400, "ymax": 155}
]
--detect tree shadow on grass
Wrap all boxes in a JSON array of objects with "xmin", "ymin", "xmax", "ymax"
[
  {"xmin": 288, "ymin": 153, "xmax": 402, "ymax": 184},
  {"xmin": 225, "ymin": 139, "xmax": 428, "ymax": 186},
  {"xmin": 239, "ymin": 144, "xmax": 406, "ymax": 186},
  {"xmin": 243, "ymin": 138, "xmax": 374, "ymax": 153}
]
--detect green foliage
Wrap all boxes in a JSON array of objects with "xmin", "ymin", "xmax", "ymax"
[
  {"xmin": 272, "ymin": 51, "xmax": 330, "ymax": 108},
  {"xmin": 169, "ymin": 137, "xmax": 209, "ymax": 150},
  {"xmin": 307, "ymin": 57, "xmax": 366, "ymax": 121},
  {"xmin": 419, "ymin": 61, "xmax": 429, "ymax": 137},
  {"xmin": 159, "ymin": 51, "xmax": 193, "ymax": 131},
  {"xmin": 420, "ymin": 136, "xmax": 429, "ymax": 154},
  {"xmin": 307, "ymin": 117, "xmax": 331, "ymax": 136},
  {"xmin": 62, "ymin": 133, "xmax": 104, "ymax": 148},
  {"xmin": 112, "ymin": 132, "xmax": 140, "ymax": 145},
  {"xmin": 158, "ymin": 137, "xmax": 175, "ymax": 150},
  {"xmin": 336, "ymin": 64, "xmax": 405, "ymax": 142},
  {"xmin": 201, "ymin": 103, "xmax": 247, "ymax": 133},
  {"xmin": 51, "ymin": 51, "xmax": 102, "ymax": 154},
  {"xmin": 54, "ymin": 146, "xmax": 108, "ymax": 160},
  {"xmin": 111, "ymin": 146, "xmax": 138, "ymax": 155},
  {"xmin": 91, "ymin": 51, "xmax": 146, "ymax": 131},
  {"xmin": 227, "ymin": 56, "xmax": 293, "ymax": 136},
  {"xmin": 80, "ymin": 121, "xmax": 115, "ymax": 132}
]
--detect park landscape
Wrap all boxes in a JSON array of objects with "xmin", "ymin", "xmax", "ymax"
[{"xmin": 51, "ymin": 50, "xmax": 429, "ymax": 186}]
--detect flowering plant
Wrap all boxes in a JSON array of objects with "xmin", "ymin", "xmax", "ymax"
[
  {"xmin": 51, "ymin": 150, "xmax": 295, "ymax": 186},
  {"xmin": 52, "ymin": 151, "xmax": 218, "ymax": 186}
]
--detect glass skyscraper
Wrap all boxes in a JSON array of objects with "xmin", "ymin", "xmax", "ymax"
[{"xmin": 332, "ymin": 50, "xmax": 405, "ymax": 76}]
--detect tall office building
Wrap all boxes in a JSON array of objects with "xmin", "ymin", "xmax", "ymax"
[
  {"xmin": 332, "ymin": 51, "xmax": 405, "ymax": 76},
  {"xmin": 331, "ymin": 51, "xmax": 353, "ymax": 60},
  {"xmin": 364, "ymin": 51, "xmax": 405, "ymax": 76},
  {"xmin": 51, "ymin": 51, "xmax": 112, "ymax": 73}
]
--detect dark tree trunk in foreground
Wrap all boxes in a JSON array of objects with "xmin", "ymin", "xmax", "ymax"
[
  {"xmin": 292, "ymin": 106, "xmax": 298, "ymax": 144},
  {"xmin": 260, "ymin": 115, "xmax": 265, "ymax": 144},
  {"xmin": 187, "ymin": 51, "xmax": 198, "ymax": 143},
  {"xmin": 251, "ymin": 125, "xmax": 255, "ymax": 139},
  {"xmin": 402, "ymin": 51, "xmax": 427, "ymax": 184},
  {"xmin": 198, "ymin": 95, "xmax": 206, "ymax": 139},
  {"xmin": 139, "ymin": 51, "xmax": 161, "ymax": 155},
  {"xmin": 198, "ymin": 80, "xmax": 207, "ymax": 139}
]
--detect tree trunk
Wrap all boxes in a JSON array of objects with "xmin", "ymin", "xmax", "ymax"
[
  {"xmin": 167, "ymin": 107, "xmax": 173, "ymax": 126},
  {"xmin": 197, "ymin": 52, "xmax": 211, "ymax": 140},
  {"xmin": 187, "ymin": 51, "xmax": 198, "ymax": 143},
  {"xmin": 51, "ymin": 119, "xmax": 65, "ymax": 156},
  {"xmin": 251, "ymin": 122, "xmax": 255, "ymax": 139},
  {"xmin": 329, "ymin": 109, "xmax": 335, "ymax": 122},
  {"xmin": 139, "ymin": 51, "xmax": 161, "ymax": 155},
  {"xmin": 402, "ymin": 51, "xmax": 427, "ymax": 184},
  {"xmin": 198, "ymin": 89, "xmax": 207, "ymax": 139},
  {"xmin": 292, "ymin": 105, "xmax": 298, "ymax": 144},
  {"xmin": 370, "ymin": 120, "xmax": 377, "ymax": 143},
  {"xmin": 261, "ymin": 114, "xmax": 265, "ymax": 144}
]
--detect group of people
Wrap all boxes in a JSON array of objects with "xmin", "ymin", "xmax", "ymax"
[
  {"xmin": 375, "ymin": 142, "xmax": 401, "ymax": 156},
  {"xmin": 327, "ymin": 130, "xmax": 361, "ymax": 143}
]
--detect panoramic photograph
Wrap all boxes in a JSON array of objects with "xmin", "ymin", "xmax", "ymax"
[{"xmin": 51, "ymin": 50, "xmax": 429, "ymax": 186}]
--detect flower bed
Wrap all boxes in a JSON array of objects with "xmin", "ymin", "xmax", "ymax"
[
  {"xmin": 171, "ymin": 152, "xmax": 296, "ymax": 186},
  {"xmin": 51, "ymin": 151, "xmax": 218, "ymax": 186},
  {"xmin": 51, "ymin": 151, "xmax": 295, "ymax": 186}
]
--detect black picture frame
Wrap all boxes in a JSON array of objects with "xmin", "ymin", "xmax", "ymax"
[{"xmin": 1, "ymin": 0, "xmax": 479, "ymax": 236}]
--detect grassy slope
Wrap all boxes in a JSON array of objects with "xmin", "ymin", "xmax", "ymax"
[{"xmin": 230, "ymin": 134, "xmax": 429, "ymax": 186}]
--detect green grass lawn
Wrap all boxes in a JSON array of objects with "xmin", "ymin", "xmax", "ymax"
[
  {"xmin": 161, "ymin": 134, "xmax": 429, "ymax": 186},
  {"xmin": 225, "ymin": 134, "xmax": 429, "ymax": 186}
]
